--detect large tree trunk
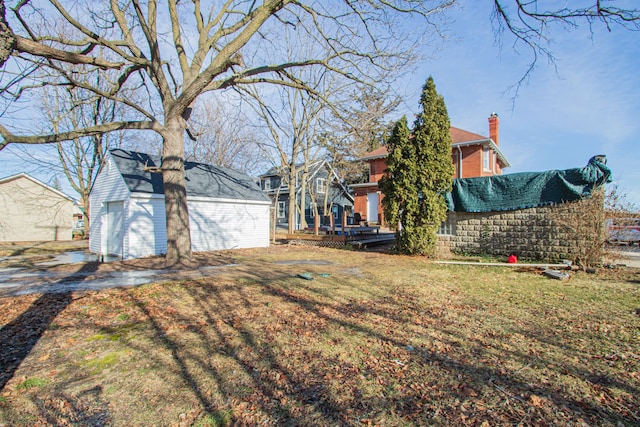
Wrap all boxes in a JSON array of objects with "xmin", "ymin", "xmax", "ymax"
[
  {"xmin": 0, "ymin": 2, "xmax": 15, "ymax": 68},
  {"xmin": 162, "ymin": 119, "xmax": 193, "ymax": 265}
]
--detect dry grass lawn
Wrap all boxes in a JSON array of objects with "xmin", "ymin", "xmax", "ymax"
[{"xmin": 0, "ymin": 244, "xmax": 639, "ymax": 426}]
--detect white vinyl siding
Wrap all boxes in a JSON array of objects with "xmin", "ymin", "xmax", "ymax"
[
  {"xmin": 127, "ymin": 196, "xmax": 166, "ymax": 258},
  {"xmin": 90, "ymin": 152, "xmax": 270, "ymax": 259},
  {"xmin": 189, "ymin": 198, "xmax": 270, "ymax": 251},
  {"xmin": 89, "ymin": 156, "xmax": 130, "ymax": 255}
]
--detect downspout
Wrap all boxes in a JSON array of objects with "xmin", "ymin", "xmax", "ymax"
[{"xmin": 457, "ymin": 146, "xmax": 463, "ymax": 178}]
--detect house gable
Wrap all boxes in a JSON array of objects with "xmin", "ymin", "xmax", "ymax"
[
  {"xmin": 259, "ymin": 159, "xmax": 354, "ymax": 229},
  {"xmin": 92, "ymin": 153, "xmax": 132, "ymax": 202},
  {"xmin": 0, "ymin": 173, "xmax": 75, "ymax": 241},
  {"xmin": 0, "ymin": 173, "xmax": 75, "ymax": 203}
]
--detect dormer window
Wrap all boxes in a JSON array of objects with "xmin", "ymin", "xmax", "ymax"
[
  {"xmin": 263, "ymin": 178, "xmax": 271, "ymax": 191},
  {"xmin": 316, "ymin": 178, "xmax": 326, "ymax": 193}
]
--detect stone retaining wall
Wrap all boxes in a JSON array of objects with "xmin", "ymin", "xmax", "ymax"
[{"xmin": 438, "ymin": 194, "xmax": 604, "ymax": 263}]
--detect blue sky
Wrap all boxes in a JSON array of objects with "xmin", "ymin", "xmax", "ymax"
[
  {"xmin": 1, "ymin": 2, "xmax": 638, "ymax": 207},
  {"xmin": 393, "ymin": 2, "xmax": 640, "ymax": 208}
]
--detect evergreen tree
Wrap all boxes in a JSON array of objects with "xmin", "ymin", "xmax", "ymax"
[
  {"xmin": 379, "ymin": 116, "xmax": 413, "ymax": 242},
  {"xmin": 380, "ymin": 77, "xmax": 454, "ymax": 255}
]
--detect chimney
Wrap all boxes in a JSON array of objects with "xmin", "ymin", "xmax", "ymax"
[{"xmin": 488, "ymin": 112, "xmax": 499, "ymax": 146}]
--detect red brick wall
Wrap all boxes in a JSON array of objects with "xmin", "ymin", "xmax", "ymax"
[
  {"xmin": 462, "ymin": 146, "xmax": 483, "ymax": 178},
  {"xmin": 353, "ymin": 186, "xmax": 372, "ymax": 221},
  {"xmin": 352, "ymin": 185, "xmax": 385, "ymax": 225},
  {"xmin": 369, "ymin": 158, "xmax": 386, "ymax": 182},
  {"xmin": 454, "ymin": 146, "xmax": 502, "ymax": 178},
  {"xmin": 355, "ymin": 144, "xmax": 503, "ymax": 224}
]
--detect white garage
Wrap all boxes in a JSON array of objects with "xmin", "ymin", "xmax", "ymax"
[{"xmin": 89, "ymin": 149, "xmax": 270, "ymax": 260}]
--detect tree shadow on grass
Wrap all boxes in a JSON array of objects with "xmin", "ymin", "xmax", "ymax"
[
  {"xmin": 126, "ymin": 278, "xmax": 346, "ymax": 425},
  {"xmin": 111, "ymin": 261, "xmax": 637, "ymax": 426},
  {"xmin": 0, "ymin": 292, "xmax": 73, "ymax": 390},
  {"xmin": 0, "ymin": 261, "xmax": 114, "ymax": 425},
  {"xmin": 9, "ymin": 255, "xmax": 634, "ymax": 426}
]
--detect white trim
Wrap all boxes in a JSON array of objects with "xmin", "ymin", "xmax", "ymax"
[
  {"xmin": 188, "ymin": 195, "xmax": 271, "ymax": 205},
  {"xmin": 359, "ymin": 139, "xmax": 510, "ymax": 168},
  {"xmin": 453, "ymin": 139, "xmax": 510, "ymax": 168},
  {"xmin": 483, "ymin": 147, "xmax": 491, "ymax": 172},
  {"xmin": 358, "ymin": 151, "xmax": 387, "ymax": 161},
  {"xmin": 129, "ymin": 193, "xmax": 165, "ymax": 200},
  {"xmin": 0, "ymin": 172, "xmax": 76, "ymax": 203},
  {"xmin": 129, "ymin": 193, "xmax": 271, "ymax": 205},
  {"xmin": 316, "ymin": 177, "xmax": 326, "ymax": 193}
]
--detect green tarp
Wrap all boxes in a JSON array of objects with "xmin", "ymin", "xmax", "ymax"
[{"xmin": 445, "ymin": 156, "xmax": 612, "ymax": 213}]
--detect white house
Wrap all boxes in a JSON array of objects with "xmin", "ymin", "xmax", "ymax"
[{"xmin": 89, "ymin": 149, "xmax": 271, "ymax": 259}]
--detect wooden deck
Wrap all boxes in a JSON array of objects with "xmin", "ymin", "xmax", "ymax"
[
  {"xmin": 346, "ymin": 234, "xmax": 395, "ymax": 249},
  {"xmin": 279, "ymin": 227, "xmax": 395, "ymax": 249},
  {"xmin": 303, "ymin": 225, "xmax": 380, "ymax": 236}
]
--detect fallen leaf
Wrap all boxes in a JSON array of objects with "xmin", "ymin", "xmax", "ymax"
[{"xmin": 529, "ymin": 394, "xmax": 544, "ymax": 407}]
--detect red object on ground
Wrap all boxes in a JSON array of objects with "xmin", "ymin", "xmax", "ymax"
[{"xmin": 508, "ymin": 254, "xmax": 518, "ymax": 264}]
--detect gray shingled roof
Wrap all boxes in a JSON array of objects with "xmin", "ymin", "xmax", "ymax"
[{"xmin": 109, "ymin": 149, "xmax": 269, "ymax": 202}]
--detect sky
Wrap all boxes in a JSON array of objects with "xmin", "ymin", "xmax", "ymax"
[
  {"xmin": 393, "ymin": 2, "xmax": 640, "ymax": 208},
  {"xmin": 1, "ymin": 2, "xmax": 639, "ymax": 208}
]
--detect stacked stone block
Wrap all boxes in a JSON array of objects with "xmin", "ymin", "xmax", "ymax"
[{"xmin": 438, "ymin": 194, "xmax": 605, "ymax": 264}]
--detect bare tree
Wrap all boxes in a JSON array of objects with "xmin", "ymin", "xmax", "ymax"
[
  {"xmin": 325, "ymin": 86, "xmax": 400, "ymax": 186},
  {"xmin": 0, "ymin": 0, "xmax": 454, "ymax": 264},
  {"xmin": 185, "ymin": 98, "xmax": 266, "ymax": 176},
  {"xmin": 245, "ymin": 76, "xmax": 328, "ymax": 233},
  {"xmin": 8, "ymin": 75, "xmax": 125, "ymax": 237},
  {"xmin": 43, "ymin": 81, "xmax": 125, "ymax": 236},
  {"xmin": 0, "ymin": 1, "xmax": 637, "ymax": 264},
  {"xmin": 491, "ymin": 1, "xmax": 640, "ymax": 99}
]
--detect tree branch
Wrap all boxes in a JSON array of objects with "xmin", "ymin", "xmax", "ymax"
[
  {"xmin": 0, "ymin": 120, "xmax": 160, "ymax": 150},
  {"xmin": 14, "ymin": 35, "xmax": 123, "ymax": 69}
]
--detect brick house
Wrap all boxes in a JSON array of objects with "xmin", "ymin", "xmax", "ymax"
[{"xmin": 349, "ymin": 113, "xmax": 510, "ymax": 225}]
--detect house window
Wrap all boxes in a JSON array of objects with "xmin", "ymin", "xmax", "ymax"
[
  {"xmin": 316, "ymin": 178, "xmax": 326, "ymax": 193},
  {"xmin": 437, "ymin": 213, "xmax": 456, "ymax": 236},
  {"xmin": 263, "ymin": 178, "xmax": 271, "ymax": 191},
  {"xmin": 277, "ymin": 201, "xmax": 285, "ymax": 218},
  {"xmin": 332, "ymin": 205, "xmax": 339, "ymax": 219},
  {"xmin": 483, "ymin": 147, "xmax": 491, "ymax": 172}
]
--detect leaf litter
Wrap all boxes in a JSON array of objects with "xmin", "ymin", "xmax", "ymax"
[{"xmin": 0, "ymin": 244, "xmax": 638, "ymax": 426}]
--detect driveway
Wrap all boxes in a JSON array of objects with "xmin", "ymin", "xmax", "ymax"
[
  {"xmin": 0, "ymin": 244, "xmax": 240, "ymax": 297},
  {"xmin": 610, "ymin": 246, "xmax": 640, "ymax": 268}
]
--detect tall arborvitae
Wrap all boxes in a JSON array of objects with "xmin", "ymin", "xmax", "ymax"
[
  {"xmin": 380, "ymin": 77, "xmax": 454, "ymax": 255},
  {"xmin": 379, "ymin": 116, "xmax": 413, "ymax": 236}
]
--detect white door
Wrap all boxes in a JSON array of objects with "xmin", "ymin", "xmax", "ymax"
[
  {"xmin": 367, "ymin": 192, "xmax": 378, "ymax": 224},
  {"xmin": 106, "ymin": 201, "xmax": 124, "ymax": 257}
]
